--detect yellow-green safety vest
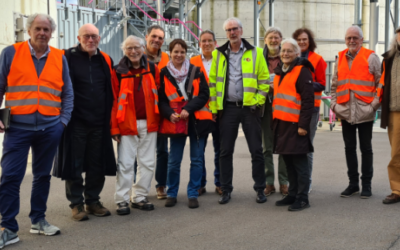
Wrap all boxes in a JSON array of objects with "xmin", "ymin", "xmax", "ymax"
[{"xmin": 209, "ymin": 46, "xmax": 270, "ymax": 114}]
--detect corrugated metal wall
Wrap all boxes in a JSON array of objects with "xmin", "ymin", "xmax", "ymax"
[{"xmin": 57, "ymin": 3, "xmax": 123, "ymax": 62}]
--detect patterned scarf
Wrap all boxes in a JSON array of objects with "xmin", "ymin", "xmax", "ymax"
[{"xmin": 167, "ymin": 59, "xmax": 190, "ymax": 83}]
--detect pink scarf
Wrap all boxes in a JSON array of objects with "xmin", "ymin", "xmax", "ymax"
[{"xmin": 167, "ymin": 59, "xmax": 190, "ymax": 83}]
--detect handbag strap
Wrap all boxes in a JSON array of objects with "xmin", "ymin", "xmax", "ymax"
[{"xmin": 186, "ymin": 66, "xmax": 198, "ymax": 96}]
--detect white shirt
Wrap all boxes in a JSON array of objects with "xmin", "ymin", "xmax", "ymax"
[
  {"xmin": 177, "ymin": 75, "xmax": 189, "ymax": 101},
  {"xmin": 201, "ymin": 54, "xmax": 212, "ymax": 78}
]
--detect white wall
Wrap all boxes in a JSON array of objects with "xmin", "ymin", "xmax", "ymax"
[{"xmin": 0, "ymin": 0, "xmax": 58, "ymax": 52}]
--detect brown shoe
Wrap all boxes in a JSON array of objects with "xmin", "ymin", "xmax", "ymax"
[
  {"xmin": 71, "ymin": 204, "xmax": 89, "ymax": 221},
  {"xmin": 264, "ymin": 185, "xmax": 276, "ymax": 196},
  {"xmin": 188, "ymin": 198, "xmax": 199, "ymax": 209},
  {"xmin": 156, "ymin": 186, "xmax": 167, "ymax": 200},
  {"xmin": 280, "ymin": 185, "xmax": 289, "ymax": 196},
  {"xmin": 383, "ymin": 193, "xmax": 400, "ymax": 204},
  {"xmin": 215, "ymin": 186, "xmax": 223, "ymax": 195},
  {"xmin": 198, "ymin": 187, "xmax": 206, "ymax": 196},
  {"xmin": 85, "ymin": 202, "xmax": 111, "ymax": 217}
]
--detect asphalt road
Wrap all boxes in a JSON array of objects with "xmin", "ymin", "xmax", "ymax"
[{"xmin": 2, "ymin": 123, "xmax": 400, "ymax": 250}]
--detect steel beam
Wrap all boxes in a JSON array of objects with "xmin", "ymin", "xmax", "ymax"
[
  {"xmin": 156, "ymin": 0, "xmax": 163, "ymax": 26},
  {"xmin": 269, "ymin": 0, "xmax": 274, "ymax": 27},
  {"xmin": 396, "ymin": 0, "xmax": 400, "ymax": 30},
  {"xmin": 197, "ymin": 0, "xmax": 202, "ymax": 37},
  {"xmin": 354, "ymin": 0, "xmax": 362, "ymax": 26},
  {"xmin": 385, "ymin": 0, "xmax": 391, "ymax": 51},
  {"xmin": 179, "ymin": 0, "xmax": 184, "ymax": 38},
  {"xmin": 369, "ymin": 0, "xmax": 379, "ymax": 52},
  {"xmin": 254, "ymin": 0, "xmax": 259, "ymax": 46}
]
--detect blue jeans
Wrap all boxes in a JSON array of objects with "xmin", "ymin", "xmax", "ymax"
[
  {"xmin": 201, "ymin": 119, "xmax": 220, "ymax": 188},
  {"xmin": 307, "ymin": 111, "xmax": 319, "ymax": 185},
  {"xmin": 167, "ymin": 131, "xmax": 207, "ymax": 198},
  {"xmin": 0, "ymin": 123, "xmax": 64, "ymax": 232}
]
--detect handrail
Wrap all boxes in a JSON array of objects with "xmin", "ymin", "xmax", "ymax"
[
  {"xmin": 128, "ymin": 0, "xmax": 168, "ymax": 23},
  {"xmin": 169, "ymin": 18, "xmax": 199, "ymax": 40},
  {"xmin": 138, "ymin": 1, "xmax": 168, "ymax": 22},
  {"xmin": 185, "ymin": 21, "xmax": 202, "ymax": 32}
]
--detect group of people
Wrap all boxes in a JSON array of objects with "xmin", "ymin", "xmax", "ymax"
[{"xmin": 0, "ymin": 12, "xmax": 399, "ymax": 249}]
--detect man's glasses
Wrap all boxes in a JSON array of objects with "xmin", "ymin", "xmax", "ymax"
[
  {"xmin": 82, "ymin": 34, "xmax": 99, "ymax": 40},
  {"xmin": 225, "ymin": 27, "xmax": 240, "ymax": 33},
  {"xmin": 125, "ymin": 46, "xmax": 143, "ymax": 52}
]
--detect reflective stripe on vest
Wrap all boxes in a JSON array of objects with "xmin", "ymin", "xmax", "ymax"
[
  {"xmin": 6, "ymin": 41, "xmax": 64, "ymax": 116},
  {"xmin": 337, "ymin": 47, "xmax": 376, "ymax": 104},
  {"xmin": 272, "ymin": 66, "xmax": 303, "ymax": 123},
  {"xmin": 163, "ymin": 69, "xmax": 212, "ymax": 121}
]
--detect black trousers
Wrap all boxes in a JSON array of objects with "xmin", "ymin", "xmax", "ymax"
[
  {"xmin": 341, "ymin": 120, "xmax": 374, "ymax": 187},
  {"xmin": 219, "ymin": 103, "xmax": 266, "ymax": 192},
  {"xmin": 65, "ymin": 121, "xmax": 105, "ymax": 208},
  {"xmin": 282, "ymin": 154, "xmax": 310, "ymax": 201}
]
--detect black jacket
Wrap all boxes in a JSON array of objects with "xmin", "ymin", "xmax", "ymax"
[
  {"xmin": 159, "ymin": 64, "xmax": 215, "ymax": 137},
  {"xmin": 273, "ymin": 57, "xmax": 315, "ymax": 155},
  {"xmin": 380, "ymin": 50, "xmax": 395, "ymax": 129},
  {"xmin": 53, "ymin": 47, "xmax": 117, "ymax": 180}
]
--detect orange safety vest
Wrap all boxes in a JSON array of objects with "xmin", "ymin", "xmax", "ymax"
[
  {"xmin": 337, "ymin": 47, "xmax": 376, "ymax": 104},
  {"xmin": 115, "ymin": 63, "xmax": 160, "ymax": 136},
  {"xmin": 6, "ymin": 41, "xmax": 64, "ymax": 116},
  {"xmin": 378, "ymin": 61, "xmax": 385, "ymax": 102},
  {"xmin": 158, "ymin": 52, "xmax": 169, "ymax": 69},
  {"xmin": 273, "ymin": 66, "xmax": 303, "ymax": 123},
  {"xmin": 163, "ymin": 73, "xmax": 212, "ymax": 120},
  {"xmin": 190, "ymin": 55, "xmax": 209, "ymax": 83},
  {"xmin": 308, "ymin": 51, "xmax": 324, "ymax": 108}
]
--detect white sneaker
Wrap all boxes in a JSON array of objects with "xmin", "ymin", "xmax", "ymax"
[{"xmin": 30, "ymin": 219, "xmax": 60, "ymax": 236}]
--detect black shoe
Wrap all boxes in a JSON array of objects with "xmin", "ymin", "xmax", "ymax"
[
  {"xmin": 131, "ymin": 198, "xmax": 154, "ymax": 211},
  {"xmin": 116, "ymin": 202, "xmax": 130, "ymax": 215},
  {"xmin": 340, "ymin": 185, "xmax": 360, "ymax": 198},
  {"xmin": 275, "ymin": 195, "xmax": 296, "ymax": 206},
  {"xmin": 256, "ymin": 189, "xmax": 267, "ymax": 203},
  {"xmin": 188, "ymin": 198, "xmax": 199, "ymax": 209},
  {"xmin": 288, "ymin": 199, "xmax": 310, "ymax": 212},
  {"xmin": 360, "ymin": 186, "xmax": 372, "ymax": 199},
  {"xmin": 165, "ymin": 197, "xmax": 177, "ymax": 207},
  {"xmin": 218, "ymin": 191, "xmax": 231, "ymax": 204}
]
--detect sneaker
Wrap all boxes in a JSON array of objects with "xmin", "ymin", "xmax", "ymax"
[
  {"xmin": 340, "ymin": 185, "xmax": 360, "ymax": 198},
  {"xmin": 360, "ymin": 186, "xmax": 372, "ymax": 199},
  {"xmin": 188, "ymin": 198, "xmax": 199, "ymax": 209},
  {"xmin": 116, "ymin": 202, "xmax": 130, "ymax": 215},
  {"xmin": 0, "ymin": 228, "xmax": 19, "ymax": 249},
  {"xmin": 275, "ymin": 195, "xmax": 296, "ymax": 206},
  {"xmin": 156, "ymin": 186, "xmax": 167, "ymax": 200},
  {"xmin": 264, "ymin": 185, "xmax": 276, "ymax": 197},
  {"xmin": 86, "ymin": 202, "xmax": 111, "ymax": 217},
  {"xmin": 131, "ymin": 198, "xmax": 154, "ymax": 211},
  {"xmin": 71, "ymin": 204, "xmax": 89, "ymax": 221},
  {"xmin": 165, "ymin": 197, "xmax": 177, "ymax": 207},
  {"xmin": 30, "ymin": 219, "xmax": 60, "ymax": 236},
  {"xmin": 288, "ymin": 199, "xmax": 310, "ymax": 212}
]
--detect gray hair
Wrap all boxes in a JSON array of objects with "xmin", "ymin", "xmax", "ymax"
[
  {"xmin": 222, "ymin": 17, "xmax": 243, "ymax": 31},
  {"xmin": 387, "ymin": 35, "xmax": 399, "ymax": 58},
  {"xmin": 264, "ymin": 27, "xmax": 283, "ymax": 40},
  {"xmin": 346, "ymin": 25, "xmax": 363, "ymax": 38},
  {"xmin": 120, "ymin": 35, "xmax": 145, "ymax": 54},
  {"xmin": 146, "ymin": 25, "xmax": 165, "ymax": 38},
  {"xmin": 26, "ymin": 13, "xmax": 56, "ymax": 33},
  {"xmin": 281, "ymin": 38, "xmax": 301, "ymax": 56},
  {"xmin": 199, "ymin": 29, "xmax": 216, "ymax": 41}
]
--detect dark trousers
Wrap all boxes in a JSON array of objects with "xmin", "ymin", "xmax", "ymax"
[
  {"xmin": 201, "ymin": 118, "xmax": 221, "ymax": 188},
  {"xmin": 219, "ymin": 103, "xmax": 266, "ymax": 192},
  {"xmin": 282, "ymin": 154, "xmax": 310, "ymax": 201},
  {"xmin": 0, "ymin": 123, "xmax": 64, "ymax": 232},
  {"xmin": 65, "ymin": 121, "xmax": 105, "ymax": 208},
  {"xmin": 341, "ymin": 120, "xmax": 374, "ymax": 187}
]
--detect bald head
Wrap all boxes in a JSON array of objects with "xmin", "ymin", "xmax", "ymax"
[{"xmin": 77, "ymin": 23, "xmax": 100, "ymax": 57}]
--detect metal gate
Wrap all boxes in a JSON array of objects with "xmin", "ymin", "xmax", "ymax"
[{"xmin": 57, "ymin": 3, "xmax": 124, "ymax": 62}]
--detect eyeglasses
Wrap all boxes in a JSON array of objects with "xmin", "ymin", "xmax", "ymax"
[
  {"xmin": 225, "ymin": 27, "xmax": 240, "ymax": 33},
  {"xmin": 346, "ymin": 36, "xmax": 360, "ymax": 41},
  {"xmin": 125, "ymin": 46, "xmax": 143, "ymax": 52},
  {"xmin": 82, "ymin": 34, "xmax": 99, "ymax": 40}
]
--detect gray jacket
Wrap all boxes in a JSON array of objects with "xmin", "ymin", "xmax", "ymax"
[{"xmin": 330, "ymin": 50, "xmax": 381, "ymax": 124}]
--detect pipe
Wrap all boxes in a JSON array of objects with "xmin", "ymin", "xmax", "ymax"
[
  {"xmin": 354, "ymin": 0, "xmax": 362, "ymax": 26},
  {"xmin": 197, "ymin": 0, "xmax": 202, "ymax": 37},
  {"xmin": 396, "ymin": 0, "xmax": 400, "ymax": 29},
  {"xmin": 179, "ymin": 0, "xmax": 184, "ymax": 38},
  {"xmin": 385, "ymin": 0, "xmax": 391, "ymax": 51},
  {"xmin": 269, "ymin": 0, "xmax": 274, "ymax": 27},
  {"xmin": 254, "ymin": 0, "xmax": 259, "ymax": 47},
  {"xmin": 369, "ymin": 0, "xmax": 379, "ymax": 52}
]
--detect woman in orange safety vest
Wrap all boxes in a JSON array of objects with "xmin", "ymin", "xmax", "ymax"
[
  {"xmin": 272, "ymin": 38, "xmax": 314, "ymax": 212},
  {"xmin": 158, "ymin": 39, "xmax": 214, "ymax": 209}
]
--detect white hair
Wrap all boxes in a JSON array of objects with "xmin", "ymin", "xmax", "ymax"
[
  {"xmin": 222, "ymin": 17, "xmax": 243, "ymax": 31},
  {"xmin": 346, "ymin": 25, "xmax": 363, "ymax": 38},
  {"xmin": 264, "ymin": 27, "xmax": 283, "ymax": 39},
  {"xmin": 281, "ymin": 38, "xmax": 301, "ymax": 55},
  {"xmin": 120, "ymin": 35, "xmax": 145, "ymax": 54},
  {"xmin": 387, "ymin": 34, "xmax": 399, "ymax": 58},
  {"xmin": 26, "ymin": 13, "xmax": 56, "ymax": 33}
]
